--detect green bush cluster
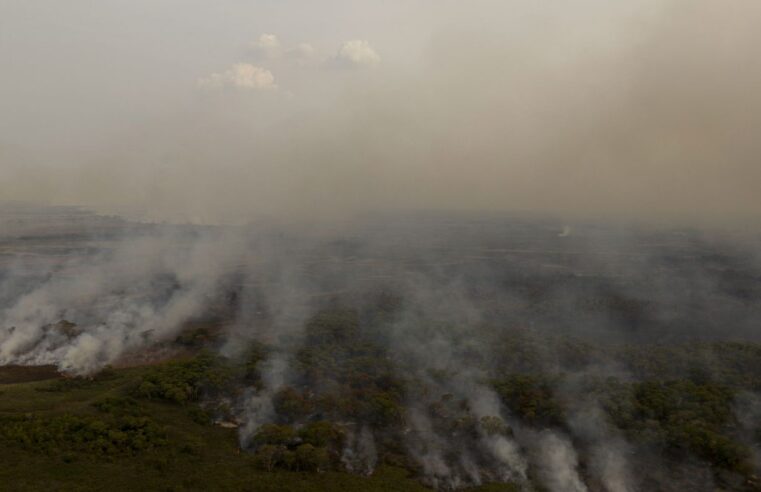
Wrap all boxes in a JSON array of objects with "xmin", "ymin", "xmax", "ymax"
[
  {"xmin": 92, "ymin": 396, "xmax": 142, "ymax": 416},
  {"xmin": 0, "ymin": 413, "xmax": 167, "ymax": 456},
  {"xmin": 251, "ymin": 421, "xmax": 342, "ymax": 472},
  {"xmin": 135, "ymin": 353, "xmax": 233, "ymax": 404},
  {"xmin": 10, "ymin": 305, "xmax": 758, "ymax": 488},
  {"xmin": 599, "ymin": 380, "xmax": 751, "ymax": 474},
  {"xmin": 174, "ymin": 325, "xmax": 219, "ymax": 348},
  {"xmin": 255, "ymin": 308, "xmax": 407, "ymax": 429},
  {"xmin": 242, "ymin": 341, "xmax": 268, "ymax": 388},
  {"xmin": 424, "ymin": 392, "xmax": 514, "ymax": 441},
  {"xmin": 492, "ymin": 375, "xmax": 564, "ymax": 427}
]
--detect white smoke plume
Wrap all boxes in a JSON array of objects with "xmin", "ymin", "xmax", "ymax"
[
  {"xmin": 0, "ymin": 229, "xmax": 245, "ymax": 374},
  {"xmin": 341, "ymin": 426, "xmax": 378, "ymax": 475},
  {"xmin": 533, "ymin": 431, "xmax": 588, "ymax": 492},
  {"xmin": 238, "ymin": 355, "xmax": 290, "ymax": 448},
  {"xmin": 564, "ymin": 399, "xmax": 636, "ymax": 492}
]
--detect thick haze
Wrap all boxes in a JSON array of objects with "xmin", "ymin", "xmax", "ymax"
[{"xmin": 1, "ymin": 0, "xmax": 760, "ymax": 225}]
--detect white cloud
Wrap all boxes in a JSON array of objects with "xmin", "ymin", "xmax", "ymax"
[
  {"xmin": 248, "ymin": 33, "xmax": 281, "ymax": 60},
  {"xmin": 287, "ymin": 42, "xmax": 315, "ymax": 61},
  {"xmin": 249, "ymin": 34, "xmax": 316, "ymax": 64},
  {"xmin": 197, "ymin": 63, "xmax": 276, "ymax": 90},
  {"xmin": 333, "ymin": 40, "xmax": 381, "ymax": 68}
]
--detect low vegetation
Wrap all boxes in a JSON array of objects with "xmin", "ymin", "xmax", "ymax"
[{"xmin": 2, "ymin": 307, "xmax": 761, "ymax": 490}]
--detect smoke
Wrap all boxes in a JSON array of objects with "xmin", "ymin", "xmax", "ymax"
[
  {"xmin": 3, "ymin": 1, "xmax": 761, "ymax": 488},
  {"xmin": 734, "ymin": 392, "xmax": 761, "ymax": 473},
  {"xmin": 379, "ymin": 274, "xmax": 529, "ymax": 488},
  {"xmin": 2, "ymin": 0, "xmax": 761, "ymax": 226},
  {"xmin": 342, "ymin": 426, "xmax": 378, "ymax": 475},
  {"xmin": 3, "ymin": 206, "xmax": 761, "ymax": 489},
  {"xmin": 531, "ymin": 431, "xmax": 588, "ymax": 492},
  {"xmin": 238, "ymin": 355, "xmax": 290, "ymax": 448},
  {"xmin": 566, "ymin": 402, "xmax": 636, "ymax": 492},
  {"xmin": 0, "ymin": 227, "xmax": 246, "ymax": 373}
]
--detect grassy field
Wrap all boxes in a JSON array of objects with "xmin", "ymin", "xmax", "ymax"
[{"xmin": 0, "ymin": 365, "xmax": 516, "ymax": 492}]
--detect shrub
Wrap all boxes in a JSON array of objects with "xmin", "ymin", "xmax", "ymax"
[
  {"xmin": 0, "ymin": 414, "xmax": 167, "ymax": 456},
  {"xmin": 135, "ymin": 353, "xmax": 233, "ymax": 404}
]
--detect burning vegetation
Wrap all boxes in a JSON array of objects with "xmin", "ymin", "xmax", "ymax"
[{"xmin": 2, "ymin": 210, "xmax": 761, "ymax": 491}]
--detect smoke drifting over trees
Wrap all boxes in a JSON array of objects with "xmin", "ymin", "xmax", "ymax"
[
  {"xmin": 2, "ymin": 207, "xmax": 761, "ymax": 490},
  {"xmin": 2, "ymin": 1, "xmax": 761, "ymax": 490}
]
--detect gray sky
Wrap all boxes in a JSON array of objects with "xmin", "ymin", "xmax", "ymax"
[{"xmin": 1, "ymin": 1, "xmax": 760, "ymax": 226}]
